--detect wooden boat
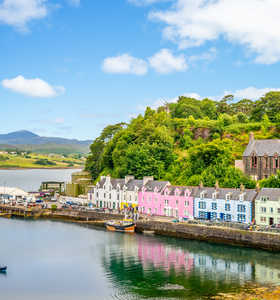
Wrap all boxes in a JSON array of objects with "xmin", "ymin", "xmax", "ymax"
[
  {"xmin": 0, "ymin": 213, "xmax": 11, "ymax": 218},
  {"xmin": 106, "ymin": 219, "xmax": 135, "ymax": 233},
  {"xmin": 0, "ymin": 266, "xmax": 7, "ymax": 272}
]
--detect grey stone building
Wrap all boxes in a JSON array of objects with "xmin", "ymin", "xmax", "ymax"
[{"xmin": 243, "ymin": 133, "xmax": 280, "ymax": 180}]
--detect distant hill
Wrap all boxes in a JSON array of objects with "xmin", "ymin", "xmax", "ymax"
[{"xmin": 0, "ymin": 130, "xmax": 92, "ymax": 154}]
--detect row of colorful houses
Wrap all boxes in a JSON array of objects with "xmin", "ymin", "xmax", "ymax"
[{"xmin": 88, "ymin": 175, "xmax": 280, "ymax": 226}]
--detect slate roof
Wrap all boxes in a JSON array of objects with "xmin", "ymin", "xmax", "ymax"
[
  {"xmin": 243, "ymin": 139, "xmax": 280, "ymax": 156},
  {"xmin": 192, "ymin": 187, "xmax": 257, "ymax": 202},
  {"xmin": 161, "ymin": 185, "xmax": 194, "ymax": 196},
  {"xmin": 144, "ymin": 180, "xmax": 169, "ymax": 192},
  {"xmin": 126, "ymin": 179, "xmax": 144, "ymax": 191},
  {"xmin": 256, "ymin": 188, "xmax": 280, "ymax": 201}
]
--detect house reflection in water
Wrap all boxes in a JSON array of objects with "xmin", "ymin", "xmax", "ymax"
[{"xmin": 138, "ymin": 237, "xmax": 194, "ymax": 273}]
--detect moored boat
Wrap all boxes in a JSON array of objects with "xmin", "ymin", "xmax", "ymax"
[
  {"xmin": 106, "ymin": 219, "xmax": 135, "ymax": 233},
  {"xmin": 0, "ymin": 266, "xmax": 7, "ymax": 272},
  {"xmin": 0, "ymin": 213, "xmax": 11, "ymax": 218}
]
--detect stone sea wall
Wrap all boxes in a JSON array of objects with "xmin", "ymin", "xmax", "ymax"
[{"xmin": 136, "ymin": 220, "xmax": 280, "ymax": 252}]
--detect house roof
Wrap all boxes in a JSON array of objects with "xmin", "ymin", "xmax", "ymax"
[
  {"xmin": 162, "ymin": 185, "xmax": 193, "ymax": 196},
  {"xmin": 256, "ymin": 188, "xmax": 280, "ymax": 201},
  {"xmin": 192, "ymin": 187, "xmax": 257, "ymax": 202},
  {"xmin": 144, "ymin": 180, "xmax": 169, "ymax": 192},
  {"xmin": 126, "ymin": 179, "xmax": 144, "ymax": 191},
  {"xmin": 243, "ymin": 139, "xmax": 280, "ymax": 156}
]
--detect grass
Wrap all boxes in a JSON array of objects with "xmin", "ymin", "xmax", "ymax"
[{"xmin": 0, "ymin": 153, "xmax": 85, "ymax": 169}]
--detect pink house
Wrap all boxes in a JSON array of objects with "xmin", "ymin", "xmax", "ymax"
[{"xmin": 138, "ymin": 183, "xmax": 194, "ymax": 220}]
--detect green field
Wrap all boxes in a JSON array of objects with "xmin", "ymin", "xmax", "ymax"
[{"xmin": 0, "ymin": 152, "xmax": 85, "ymax": 169}]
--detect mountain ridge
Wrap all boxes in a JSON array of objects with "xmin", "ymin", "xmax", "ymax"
[{"xmin": 0, "ymin": 130, "xmax": 92, "ymax": 146}]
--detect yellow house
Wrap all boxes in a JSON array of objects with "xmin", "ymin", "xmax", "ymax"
[{"xmin": 255, "ymin": 188, "xmax": 280, "ymax": 226}]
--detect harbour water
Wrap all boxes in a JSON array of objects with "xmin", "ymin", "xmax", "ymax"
[
  {"xmin": 1, "ymin": 218, "xmax": 280, "ymax": 300},
  {"xmin": 0, "ymin": 169, "xmax": 80, "ymax": 191}
]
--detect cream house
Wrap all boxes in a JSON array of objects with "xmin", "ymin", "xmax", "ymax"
[{"xmin": 255, "ymin": 188, "xmax": 280, "ymax": 226}]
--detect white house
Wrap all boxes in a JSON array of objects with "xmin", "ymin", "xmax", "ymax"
[
  {"xmin": 193, "ymin": 184, "xmax": 257, "ymax": 224},
  {"xmin": 88, "ymin": 175, "xmax": 155, "ymax": 209}
]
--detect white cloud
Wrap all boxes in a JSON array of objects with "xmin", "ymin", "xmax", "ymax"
[
  {"xmin": 102, "ymin": 54, "xmax": 148, "ymax": 75},
  {"xmin": 2, "ymin": 75, "xmax": 65, "ymax": 98},
  {"xmin": 67, "ymin": 0, "xmax": 80, "ymax": 7},
  {"xmin": 149, "ymin": 48, "xmax": 187, "ymax": 74},
  {"xmin": 149, "ymin": 0, "xmax": 280, "ymax": 64},
  {"xmin": 128, "ymin": 0, "xmax": 171, "ymax": 6},
  {"xmin": 228, "ymin": 87, "xmax": 280, "ymax": 100},
  {"xmin": 0, "ymin": 0, "xmax": 48, "ymax": 30},
  {"xmin": 189, "ymin": 47, "xmax": 217, "ymax": 63}
]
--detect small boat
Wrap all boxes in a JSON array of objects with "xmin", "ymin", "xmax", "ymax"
[
  {"xmin": 0, "ymin": 213, "xmax": 11, "ymax": 219},
  {"xmin": 143, "ymin": 230, "xmax": 155, "ymax": 235},
  {"xmin": 106, "ymin": 219, "xmax": 135, "ymax": 233},
  {"xmin": 0, "ymin": 266, "xmax": 7, "ymax": 272}
]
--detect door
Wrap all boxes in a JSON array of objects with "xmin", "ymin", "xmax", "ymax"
[
  {"xmin": 220, "ymin": 213, "xmax": 225, "ymax": 221},
  {"xmin": 269, "ymin": 217, "xmax": 274, "ymax": 225},
  {"xmin": 207, "ymin": 212, "xmax": 211, "ymax": 220}
]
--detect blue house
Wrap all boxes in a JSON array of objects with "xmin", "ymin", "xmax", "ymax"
[{"xmin": 193, "ymin": 184, "xmax": 257, "ymax": 224}]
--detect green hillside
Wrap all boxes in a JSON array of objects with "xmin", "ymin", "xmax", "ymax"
[{"xmin": 85, "ymin": 92, "xmax": 280, "ymax": 188}]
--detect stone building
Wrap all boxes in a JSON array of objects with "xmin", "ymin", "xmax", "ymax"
[{"xmin": 243, "ymin": 133, "xmax": 280, "ymax": 180}]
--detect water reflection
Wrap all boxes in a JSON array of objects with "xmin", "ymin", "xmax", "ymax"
[{"xmin": 102, "ymin": 233, "xmax": 280, "ymax": 299}]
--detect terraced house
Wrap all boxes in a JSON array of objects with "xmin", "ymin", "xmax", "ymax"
[
  {"xmin": 255, "ymin": 188, "xmax": 280, "ymax": 226},
  {"xmin": 138, "ymin": 184, "xmax": 194, "ymax": 219},
  {"xmin": 193, "ymin": 184, "xmax": 257, "ymax": 224},
  {"xmin": 88, "ymin": 175, "xmax": 155, "ymax": 209}
]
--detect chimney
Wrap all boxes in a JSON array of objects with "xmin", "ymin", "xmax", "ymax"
[
  {"xmin": 199, "ymin": 181, "xmax": 204, "ymax": 189},
  {"xmin": 105, "ymin": 175, "xmax": 111, "ymax": 183},
  {"xmin": 249, "ymin": 132, "xmax": 254, "ymax": 143},
  {"xmin": 143, "ymin": 176, "xmax": 153, "ymax": 186},
  {"xmin": 215, "ymin": 180, "xmax": 219, "ymax": 190},
  {"xmin": 100, "ymin": 176, "xmax": 106, "ymax": 181},
  {"xmin": 240, "ymin": 183, "xmax": 245, "ymax": 192},
  {"xmin": 125, "ymin": 175, "xmax": 134, "ymax": 184},
  {"xmin": 256, "ymin": 182, "xmax": 260, "ymax": 193}
]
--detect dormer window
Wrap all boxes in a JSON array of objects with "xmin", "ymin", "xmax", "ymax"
[
  {"xmin": 261, "ymin": 196, "xmax": 269, "ymax": 202},
  {"xmin": 200, "ymin": 191, "xmax": 205, "ymax": 199},
  {"xmin": 165, "ymin": 189, "xmax": 169, "ymax": 195},
  {"xmin": 239, "ymin": 193, "xmax": 245, "ymax": 201},
  {"xmin": 226, "ymin": 193, "xmax": 231, "ymax": 201},
  {"xmin": 212, "ymin": 192, "xmax": 217, "ymax": 200}
]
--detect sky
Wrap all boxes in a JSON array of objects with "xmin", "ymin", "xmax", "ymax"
[{"xmin": 1, "ymin": 0, "xmax": 280, "ymax": 140}]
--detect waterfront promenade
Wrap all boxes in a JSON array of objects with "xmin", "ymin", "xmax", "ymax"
[{"xmin": 1, "ymin": 204, "xmax": 280, "ymax": 252}]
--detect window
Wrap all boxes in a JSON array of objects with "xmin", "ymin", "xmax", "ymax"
[
  {"xmin": 210, "ymin": 212, "xmax": 217, "ymax": 219},
  {"xmin": 270, "ymin": 207, "xmax": 274, "ymax": 213},
  {"xmin": 200, "ymin": 191, "xmax": 205, "ymax": 199},
  {"xmin": 104, "ymin": 193, "xmax": 106, "ymax": 198},
  {"xmin": 278, "ymin": 208, "xmax": 280, "ymax": 214},
  {"xmin": 226, "ymin": 194, "xmax": 231, "ymax": 201},
  {"xmin": 164, "ymin": 199, "xmax": 169, "ymax": 206},
  {"xmin": 212, "ymin": 192, "xmax": 217, "ymax": 199},
  {"xmin": 154, "ymin": 198, "xmax": 157, "ymax": 203},
  {"xmin": 237, "ymin": 205, "xmax": 246, "ymax": 212},
  {"xmin": 261, "ymin": 207, "xmax": 267, "ymax": 213},
  {"xmin": 226, "ymin": 214, "xmax": 231, "ymax": 221},
  {"xmin": 117, "ymin": 194, "xmax": 119, "ymax": 201},
  {"xmin": 212, "ymin": 202, "xmax": 217, "ymax": 210},
  {"xmin": 261, "ymin": 196, "xmax": 269, "ymax": 202},
  {"xmin": 261, "ymin": 217, "xmax": 267, "ymax": 222},
  {"xmin": 237, "ymin": 214, "xmax": 246, "ymax": 223},
  {"xmin": 176, "ymin": 200, "xmax": 179, "ymax": 207},
  {"xmin": 109, "ymin": 193, "xmax": 111, "ymax": 199},
  {"xmin": 96, "ymin": 192, "xmax": 99, "ymax": 198},
  {"xmin": 225, "ymin": 203, "xmax": 231, "ymax": 211},
  {"xmin": 199, "ymin": 201, "xmax": 206, "ymax": 209},
  {"xmin": 154, "ymin": 208, "xmax": 157, "ymax": 215},
  {"xmin": 184, "ymin": 210, "xmax": 188, "ymax": 216},
  {"xmin": 184, "ymin": 201, "xmax": 189, "ymax": 207},
  {"xmin": 239, "ymin": 194, "xmax": 244, "ymax": 201},
  {"xmin": 199, "ymin": 211, "xmax": 206, "ymax": 219}
]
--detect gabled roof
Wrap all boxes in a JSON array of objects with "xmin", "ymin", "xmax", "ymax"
[
  {"xmin": 126, "ymin": 179, "xmax": 144, "ymax": 191},
  {"xmin": 243, "ymin": 139, "xmax": 280, "ymax": 156},
  {"xmin": 256, "ymin": 188, "xmax": 280, "ymax": 201},
  {"xmin": 144, "ymin": 180, "xmax": 169, "ymax": 192},
  {"xmin": 192, "ymin": 187, "xmax": 257, "ymax": 202},
  {"xmin": 162, "ymin": 185, "xmax": 192, "ymax": 196}
]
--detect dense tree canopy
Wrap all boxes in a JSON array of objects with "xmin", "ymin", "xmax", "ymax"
[{"xmin": 86, "ymin": 92, "xmax": 280, "ymax": 188}]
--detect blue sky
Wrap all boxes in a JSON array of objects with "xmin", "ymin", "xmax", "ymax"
[{"xmin": 1, "ymin": 0, "xmax": 280, "ymax": 140}]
